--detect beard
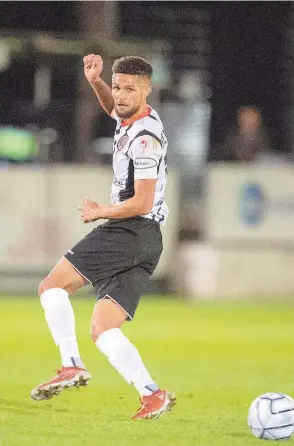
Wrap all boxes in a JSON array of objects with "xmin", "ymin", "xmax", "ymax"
[{"xmin": 114, "ymin": 104, "xmax": 140, "ymax": 119}]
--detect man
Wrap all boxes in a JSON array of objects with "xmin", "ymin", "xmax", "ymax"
[
  {"xmin": 31, "ymin": 54, "xmax": 175, "ymax": 420},
  {"xmin": 210, "ymin": 106, "xmax": 272, "ymax": 163}
]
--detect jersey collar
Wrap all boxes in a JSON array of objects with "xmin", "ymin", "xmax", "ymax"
[{"xmin": 120, "ymin": 106, "xmax": 152, "ymax": 127}]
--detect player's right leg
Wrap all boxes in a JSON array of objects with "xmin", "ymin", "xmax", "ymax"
[
  {"xmin": 91, "ymin": 272, "xmax": 176, "ymax": 420},
  {"xmin": 31, "ymin": 257, "xmax": 91, "ymax": 401}
]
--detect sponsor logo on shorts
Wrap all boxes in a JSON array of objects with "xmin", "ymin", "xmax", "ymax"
[
  {"xmin": 68, "ymin": 249, "xmax": 74, "ymax": 255},
  {"xmin": 134, "ymin": 157, "xmax": 157, "ymax": 169}
]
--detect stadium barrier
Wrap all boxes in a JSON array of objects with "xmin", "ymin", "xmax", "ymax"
[
  {"xmin": 175, "ymin": 165, "xmax": 294, "ymax": 298},
  {"xmin": 0, "ymin": 165, "xmax": 179, "ymax": 292}
]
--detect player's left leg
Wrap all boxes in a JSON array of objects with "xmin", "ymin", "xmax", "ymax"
[
  {"xmin": 91, "ymin": 298, "xmax": 176, "ymax": 420},
  {"xmin": 31, "ymin": 257, "xmax": 91, "ymax": 400}
]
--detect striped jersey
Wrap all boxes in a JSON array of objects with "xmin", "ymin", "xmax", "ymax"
[{"xmin": 111, "ymin": 106, "xmax": 168, "ymax": 224}]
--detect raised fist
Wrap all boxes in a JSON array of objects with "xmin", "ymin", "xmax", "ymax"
[{"xmin": 83, "ymin": 54, "xmax": 103, "ymax": 84}]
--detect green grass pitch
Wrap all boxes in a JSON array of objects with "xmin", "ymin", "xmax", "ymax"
[{"xmin": 0, "ymin": 295, "xmax": 293, "ymax": 446}]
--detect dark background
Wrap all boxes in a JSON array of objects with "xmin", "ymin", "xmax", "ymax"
[{"xmin": 0, "ymin": 1, "xmax": 292, "ymax": 158}]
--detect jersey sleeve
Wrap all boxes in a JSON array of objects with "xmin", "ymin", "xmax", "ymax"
[{"xmin": 130, "ymin": 134, "xmax": 162, "ymax": 180}]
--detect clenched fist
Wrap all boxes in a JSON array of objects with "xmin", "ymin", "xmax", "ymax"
[{"xmin": 83, "ymin": 54, "xmax": 103, "ymax": 84}]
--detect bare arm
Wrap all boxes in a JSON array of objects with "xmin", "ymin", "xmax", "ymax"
[
  {"xmin": 90, "ymin": 78, "xmax": 114, "ymax": 117},
  {"xmin": 78, "ymin": 179, "xmax": 156, "ymax": 222},
  {"xmin": 83, "ymin": 54, "xmax": 115, "ymax": 117}
]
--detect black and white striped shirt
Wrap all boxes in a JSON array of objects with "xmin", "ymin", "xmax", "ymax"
[{"xmin": 111, "ymin": 106, "xmax": 168, "ymax": 224}]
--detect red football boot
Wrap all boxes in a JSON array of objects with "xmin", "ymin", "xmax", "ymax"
[
  {"xmin": 31, "ymin": 366, "xmax": 91, "ymax": 400},
  {"xmin": 132, "ymin": 389, "xmax": 176, "ymax": 420}
]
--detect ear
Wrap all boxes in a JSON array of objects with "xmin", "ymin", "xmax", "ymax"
[{"xmin": 144, "ymin": 85, "xmax": 152, "ymax": 98}]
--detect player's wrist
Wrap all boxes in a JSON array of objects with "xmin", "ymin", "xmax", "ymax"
[
  {"xmin": 89, "ymin": 77, "xmax": 103, "ymax": 87},
  {"xmin": 94, "ymin": 205, "xmax": 107, "ymax": 220}
]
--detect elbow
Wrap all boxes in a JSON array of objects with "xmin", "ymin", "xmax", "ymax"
[{"xmin": 140, "ymin": 202, "xmax": 153, "ymax": 215}]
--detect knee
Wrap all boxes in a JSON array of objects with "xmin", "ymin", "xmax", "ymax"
[
  {"xmin": 38, "ymin": 280, "xmax": 49, "ymax": 297},
  {"xmin": 91, "ymin": 323, "xmax": 109, "ymax": 343},
  {"xmin": 38, "ymin": 279, "xmax": 62, "ymax": 297}
]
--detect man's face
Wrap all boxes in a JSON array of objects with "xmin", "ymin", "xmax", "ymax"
[
  {"xmin": 112, "ymin": 73, "xmax": 151, "ymax": 119},
  {"xmin": 238, "ymin": 108, "xmax": 261, "ymax": 132}
]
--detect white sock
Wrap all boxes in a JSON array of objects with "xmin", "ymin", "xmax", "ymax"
[
  {"xmin": 96, "ymin": 328, "xmax": 159, "ymax": 396},
  {"xmin": 40, "ymin": 288, "xmax": 85, "ymax": 369}
]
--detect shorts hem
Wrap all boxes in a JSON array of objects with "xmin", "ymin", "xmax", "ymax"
[
  {"xmin": 101, "ymin": 294, "xmax": 133, "ymax": 321},
  {"xmin": 63, "ymin": 256, "xmax": 93, "ymax": 286}
]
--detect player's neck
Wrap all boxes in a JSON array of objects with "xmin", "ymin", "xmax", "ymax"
[{"xmin": 120, "ymin": 105, "xmax": 151, "ymax": 127}]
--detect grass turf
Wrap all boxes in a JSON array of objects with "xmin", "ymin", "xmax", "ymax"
[{"xmin": 0, "ymin": 295, "xmax": 293, "ymax": 445}]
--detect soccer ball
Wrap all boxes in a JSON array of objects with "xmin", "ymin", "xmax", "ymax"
[{"xmin": 248, "ymin": 392, "xmax": 294, "ymax": 440}]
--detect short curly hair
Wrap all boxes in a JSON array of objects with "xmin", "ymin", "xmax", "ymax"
[{"xmin": 112, "ymin": 56, "xmax": 153, "ymax": 79}]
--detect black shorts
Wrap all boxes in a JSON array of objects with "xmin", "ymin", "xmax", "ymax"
[{"xmin": 64, "ymin": 217, "xmax": 162, "ymax": 320}]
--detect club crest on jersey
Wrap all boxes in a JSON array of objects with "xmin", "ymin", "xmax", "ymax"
[{"xmin": 117, "ymin": 135, "xmax": 129, "ymax": 151}]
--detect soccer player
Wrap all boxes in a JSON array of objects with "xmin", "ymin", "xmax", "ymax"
[{"xmin": 31, "ymin": 54, "xmax": 175, "ymax": 420}]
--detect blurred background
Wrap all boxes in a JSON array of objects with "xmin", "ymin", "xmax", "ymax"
[{"xmin": 0, "ymin": 1, "xmax": 294, "ymax": 298}]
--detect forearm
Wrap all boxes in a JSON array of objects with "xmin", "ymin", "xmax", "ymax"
[
  {"xmin": 90, "ymin": 78, "xmax": 114, "ymax": 116},
  {"xmin": 79, "ymin": 180, "xmax": 156, "ymax": 223},
  {"xmin": 100, "ymin": 197, "xmax": 151, "ymax": 220}
]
